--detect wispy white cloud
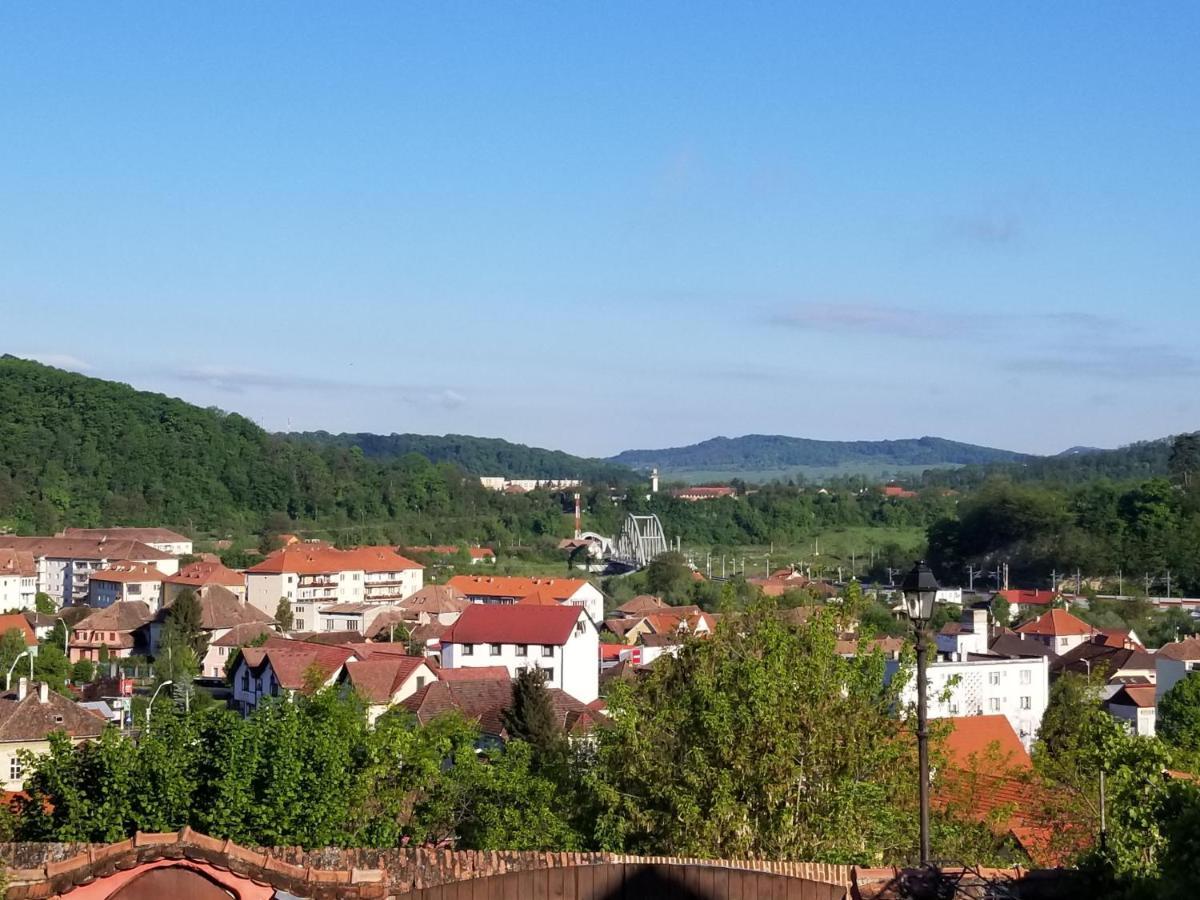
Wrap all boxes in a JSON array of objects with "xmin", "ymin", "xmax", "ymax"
[{"xmin": 167, "ymin": 365, "xmax": 466, "ymax": 409}]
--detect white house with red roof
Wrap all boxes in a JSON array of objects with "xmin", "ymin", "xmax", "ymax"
[
  {"xmin": 243, "ymin": 545, "xmax": 424, "ymax": 626},
  {"xmin": 446, "ymin": 575, "xmax": 603, "ymax": 624},
  {"xmin": 1014, "ymin": 608, "xmax": 1096, "ymax": 655},
  {"xmin": 340, "ymin": 649, "xmax": 437, "ymax": 725},
  {"xmin": 440, "ymin": 604, "xmax": 599, "ymax": 703},
  {"xmin": 229, "ymin": 638, "xmax": 360, "ymax": 714},
  {"xmin": 995, "ymin": 589, "xmax": 1062, "ymax": 620},
  {"xmin": 0, "ymin": 550, "xmax": 37, "ymax": 611},
  {"xmin": 86, "ymin": 561, "xmax": 164, "ymax": 612},
  {"xmin": 163, "ymin": 560, "xmax": 246, "ymax": 604}
]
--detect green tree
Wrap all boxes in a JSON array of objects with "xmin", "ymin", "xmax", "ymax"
[
  {"xmin": 70, "ymin": 659, "xmax": 96, "ymax": 685},
  {"xmin": 1159, "ymin": 673, "xmax": 1200, "ymax": 752},
  {"xmin": 0, "ymin": 629, "xmax": 30, "ymax": 683},
  {"xmin": 274, "ymin": 597, "xmax": 294, "ymax": 632},
  {"xmin": 33, "ymin": 593, "xmax": 55, "ymax": 615},
  {"xmin": 161, "ymin": 589, "xmax": 209, "ymax": 659},
  {"xmin": 644, "ymin": 552, "xmax": 694, "ymax": 603},
  {"xmin": 32, "ymin": 643, "xmax": 70, "ymax": 693},
  {"xmin": 502, "ymin": 667, "xmax": 566, "ymax": 771}
]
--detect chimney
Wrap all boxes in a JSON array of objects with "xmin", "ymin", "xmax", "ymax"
[
  {"xmin": 651, "ymin": 469, "xmax": 659, "ymax": 494},
  {"xmin": 38, "ymin": 682, "xmax": 48, "ymax": 704},
  {"xmin": 17, "ymin": 677, "xmax": 27, "ymax": 701}
]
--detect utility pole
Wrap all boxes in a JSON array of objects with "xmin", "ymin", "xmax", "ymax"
[
  {"xmin": 1075, "ymin": 568, "xmax": 1082, "ymax": 598},
  {"xmin": 1166, "ymin": 569, "xmax": 1172, "ymax": 599},
  {"xmin": 1003, "ymin": 562, "xmax": 1010, "ymax": 591},
  {"xmin": 964, "ymin": 564, "xmax": 980, "ymax": 592},
  {"xmin": 886, "ymin": 567, "xmax": 901, "ymax": 587},
  {"xmin": 1050, "ymin": 569, "xmax": 1059, "ymax": 592},
  {"xmin": 1118, "ymin": 569, "xmax": 1123, "ymax": 596}
]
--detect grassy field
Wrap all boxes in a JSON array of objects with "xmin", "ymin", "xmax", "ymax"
[{"xmin": 665, "ymin": 463, "xmax": 961, "ymax": 485}]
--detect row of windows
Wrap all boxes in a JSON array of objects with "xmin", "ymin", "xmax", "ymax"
[
  {"xmin": 947, "ymin": 696, "xmax": 1033, "ymax": 714},
  {"xmin": 985, "ymin": 670, "xmax": 1034, "ymax": 685},
  {"xmin": 460, "ymin": 643, "xmax": 554, "ymax": 657}
]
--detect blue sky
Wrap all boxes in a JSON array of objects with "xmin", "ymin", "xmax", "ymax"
[{"xmin": 3, "ymin": 3, "xmax": 1198, "ymax": 457}]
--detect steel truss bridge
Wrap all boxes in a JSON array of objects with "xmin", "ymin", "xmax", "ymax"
[{"xmin": 611, "ymin": 513, "xmax": 670, "ymax": 569}]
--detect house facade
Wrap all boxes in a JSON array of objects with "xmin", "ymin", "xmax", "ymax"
[
  {"xmin": 0, "ymin": 537, "xmax": 177, "ymax": 608},
  {"xmin": 68, "ymin": 601, "xmax": 154, "ymax": 663},
  {"xmin": 0, "ymin": 679, "xmax": 107, "ymax": 791},
  {"xmin": 1014, "ymin": 608, "xmax": 1096, "ymax": 655},
  {"xmin": 446, "ymin": 575, "xmax": 604, "ymax": 624},
  {"xmin": 440, "ymin": 604, "xmax": 599, "ymax": 703},
  {"xmin": 229, "ymin": 640, "xmax": 359, "ymax": 714},
  {"xmin": 0, "ymin": 550, "xmax": 37, "ymax": 611},
  {"xmin": 162, "ymin": 560, "xmax": 246, "ymax": 604},
  {"xmin": 86, "ymin": 561, "xmax": 164, "ymax": 612}
]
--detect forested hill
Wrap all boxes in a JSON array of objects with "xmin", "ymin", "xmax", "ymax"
[
  {"xmin": 291, "ymin": 431, "xmax": 632, "ymax": 483},
  {"xmin": 921, "ymin": 438, "xmax": 1173, "ymax": 489},
  {"xmin": 0, "ymin": 357, "xmax": 572, "ymax": 538},
  {"xmin": 609, "ymin": 434, "xmax": 1029, "ymax": 477}
]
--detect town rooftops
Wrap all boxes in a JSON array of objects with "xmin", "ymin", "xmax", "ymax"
[
  {"xmin": 941, "ymin": 715, "xmax": 1032, "ymax": 772},
  {"xmin": 615, "ymin": 595, "xmax": 669, "ymax": 616},
  {"xmin": 1108, "ymin": 684, "xmax": 1157, "ymax": 708},
  {"xmin": 1014, "ymin": 608, "xmax": 1094, "ymax": 637},
  {"xmin": 1157, "ymin": 636, "xmax": 1200, "ymax": 661},
  {"xmin": 88, "ymin": 560, "xmax": 164, "ymax": 583},
  {"xmin": 211, "ymin": 621, "xmax": 274, "ymax": 647},
  {"xmin": 163, "ymin": 560, "xmax": 244, "ymax": 588},
  {"xmin": 442, "ymin": 603, "xmax": 589, "ymax": 646},
  {"xmin": 446, "ymin": 575, "xmax": 589, "ymax": 602},
  {"xmin": 244, "ymin": 545, "xmax": 424, "ymax": 576},
  {"xmin": 155, "ymin": 586, "xmax": 272, "ymax": 630},
  {"xmin": 402, "ymin": 677, "xmax": 595, "ymax": 737},
  {"xmin": 433, "ymin": 665, "xmax": 511, "ymax": 682},
  {"xmin": 399, "ymin": 585, "xmax": 470, "ymax": 614},
  {"xmin": 996, "ymin": 588, "xmax": 1060, "ymax": 608},
  {"xmin": 60, "ymin": 527, "xmax": 190, "ymax": 545},
  {"xmin": 0, "ymin": 614, "xmax": 36, "ymax": 647},
  {"xmin": 73, "ymin": 601, "xmax": 155, "ymax": 633},
  {"xmin": 0, "ymin": 549, "xmax": 35, "ymax": 578},
  {"xmin": 343, "ymin": 655, "xmax": 429, "ymax": 703},
  {"xmin": 239, "ymin": 638, "xmax": 358, "ymax": 690},
  {"xmin": 1050, "ymin": 633, "xmax": 1156, "ymax": 678},
  {"xmin": 0, "ymin": 536, "xmax": 172, "ymax": 562},
  {"xmin": 986, "ymin": 633, "xmax": 1056, "ymax": 659},
  {"xmin": 0, "ymin": 683, "xmax": 107, "ymax": 742}
]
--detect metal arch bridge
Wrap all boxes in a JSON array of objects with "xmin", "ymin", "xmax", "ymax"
[{"xmin": 611, "ymin": 513, "xmax": 670, "ymax": 569}]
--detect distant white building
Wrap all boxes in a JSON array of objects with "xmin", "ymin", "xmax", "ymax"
[
  {"xmin": 0, "ymin": 550, "xmax": 37, "ymax": 611},
  {"xmin": 1155, "ymin": 636, "xmax": 1200, "ymax": 704},
  {"xmin": 440, "ymin": 604, "xmax": 599, "ymax": 703},
  {"xmin": 479, "ymin": 476, "xmax": 581, "ymax": 493},
  {"xmin": 886, "ymin": 655, "xmax": 1050, "ymax": 750},
  {"xmin": 60, "ymin": 527, "xmax": 193, "ymax": 557},
  {"xmin": 0, "ymin": 537, "xmax": 178, "ymax": 608}
]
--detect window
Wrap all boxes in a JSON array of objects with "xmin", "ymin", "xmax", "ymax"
[
  {"xmin": 9, "ymin": 756, "xmax": 22, "ymax": 781},
  {"xmin": 287, "ymin": 575, "xmax": 295, "ymax": 583},
  {"xmin": 988, "ymin": 671, "xmax": 1001, "ymax": 685},
  {"xmin": 949, "ymin": 702, "xmax": 959, "ymax": 715},
  {"xmin": 416, "ymin": 676, "xmax": 425, "ymax": 690},
  {"xmin": 1060, "ymin": 637, "xmax": 1070, "ymax": 648},
  {"xmin": 575, "ymin": 620, "xmax": 586, "ymax": 634},
  {"xmin": 543, "ymin": 668, "xmax": 554, "ymax": 682},
  {"xmin": 542, "ymin": 645, "xmax": 554, "ymax": 657},
  {"xmin": 515, "ymin": 644, "xmax": 527, "ymax": 657},
  {"xmin": 128, "ymin": 583, "xmax": 141, "ymax": 595},
  {"xmin": 1020, "ymin": 669, "xmax": 1032, "ymax": 685},
  {"xmin": 324, "ymin": 620, "xmax": 334, "ymax": 631},
  {"xmin": 1020, "ymin": 696, "xmax": 1032, "ymax": 710},
  {"xmin": 490, "ymin": 643, "xmax": 502, "ymax": 656},
  {"xmin": 242, "ymin": 671, "xmax": 250, "ymax": 692},
  {"xmin": 462, "ymin": 643, "xmax": 474, "ymax": 656},
  {"xmin": 989, "ymin": 698, "xmax": 1001, "ymax": 712},
  {"xmin": 295, "ymin": 619, "xmax": 305, "ymax": 631}
]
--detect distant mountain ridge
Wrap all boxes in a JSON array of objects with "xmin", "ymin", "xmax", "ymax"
[{"xmin": 609, "ymin": 434, "xmax": 1030, "ymax": 477}]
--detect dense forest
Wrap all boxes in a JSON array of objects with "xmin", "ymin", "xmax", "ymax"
[
  {"xmin": 293, "ymin": 431, "xmax": 632, "ymax": 483},
  {"xmin": 609, "ymin": 433, "xmax": 1030, "ymax": 473},
  {"xmin": 921, "ymin": 439, "xmax": 1172, "ymax": 490}
]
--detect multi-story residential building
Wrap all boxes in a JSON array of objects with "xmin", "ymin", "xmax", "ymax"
[
  {"xmin": 0, "ymin": 537, "xmax": 178, "ymax": 608},
  {"xmin": 440, "ymin": 604, "xmax": 599, "ymax": 703},
  {"xmin": 1014, "ymin": 608, "xmax": 1096, "ymax": 656},
  {"xmin": 0, "ymin": 550, "xmax": 37, "ymax": 611},
  {"xmin": 446, "ymin": 575, "xmax": 604, "ymax": 625},
  {"xmin": 886, "ymin": 654, "xmax": 1051, "ymax": 750},
  {"xmin": 244, "ymin": 545, "xmax": 424, "ymax": 623},
  {"xmin": 87, "ymin": 561, "xmax": 164, "ymax": 612},
  {"xmin": 59, "ymin": 527, "xmax": 193, "ymax": 557},
  {"xmin": 0, "ymin": 679, "xmax": 106, "ymax": 791},
  {"xmin": 68, "ymin": 602, "xmax": 154, "ymax": 663},
  {"xmin": 162, "ymin": 560, "xmax": 246, "ymax": 604}
]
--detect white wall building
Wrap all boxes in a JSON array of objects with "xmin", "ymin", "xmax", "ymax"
[
  {"xmin": 0, "ymin": 537, "xmax": 178, "ymax": 608},
  {"xmin": 60, "ymin": 528, "xmax": 193, "ymax": 557},
  {"xmin": 886, "ymin": 655, "xmax": 1050, "ymax": 750},
  {"xmin": 440, "ymin": 604, "xmax": 599, "ymax": 704},
  {"xmin": 87, "ymin": 562, "xmax": 164, "ymax": 612},
  {"xmin": 0, "ymin": 550, "xmax": 37, "ymax": 611},
  {"xmin": 446, "ymin": 575, "xmax": 604, "ymax": 625}
]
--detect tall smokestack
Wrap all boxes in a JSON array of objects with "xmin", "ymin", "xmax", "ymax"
[
  {"xmin": 574, "ymin": 493, "xmax": 582, "ymax": 539},
  {"xmin": 651, "ymin": 469, "xmax": 659, "ymax": 494}
]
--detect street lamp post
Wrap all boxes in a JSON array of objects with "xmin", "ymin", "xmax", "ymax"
[
  {"xmin": 55, "ymin": 617, "xmax": 68, "ymax": 655},
  {"xmin": 145, "ymin": 680, "xmax": 173, "ymax": 733},
  {"xmin": 5, "ymin": 650, "xmax": 33, "ymax": 691},
  {"xmin": 901, "ymin": 560, "xmax": 940, "ymax": 868}
]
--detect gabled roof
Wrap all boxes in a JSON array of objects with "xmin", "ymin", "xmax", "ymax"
[
  {"xmin": 1050, "ymin": 634, "xmax": 1156, "ymax": 678},
  {"xmin": 72, "ymin": 601, "xmax": 154, "ymax": 633},
  {"xmin": 61, "ymin": 527, "xmax": 189, "ymax": 545},
  {"xmin": 0, "ymin": 550, "xmax": 35, "ymax": 578},
  {"xmin": 244, "ymin": 545, "xmax": 423, "ymax": 575},
  {"xmin": 0, "ymin": 536, "xmax": 172, "ymax": 562},
  {"xmin": 162, "ymin": 560, "xmax": 243, "ymax": 588},
  {"xmin": 211, "ymin": 621, "xmax": 274, "ymax": 647},
  {"xmin": 1015, "ymin": 608, "xmax": 1094, "ymax": 638},
  {"xmin": 0, "ymin": 614, "xmax": 37, "ymax": 647},
  {"xmin": 442, "ymin": 604, "xmax": 588, "ymax": 646},
  {"xmin": 238, "ymin": 639, "xmax": 357, "ymax": 690},
  {"xmin": 88, "ymin": 561, "xmax": 164, "ymax": 584},
  {"xmin": 1157, "ymin": 636, "xmax": 1200, "ymax": 662},
  {"xmin": 986, "ymin": 632, "xmax": 1055, "ymax": 659},
  {"xmin": 941, "ymin": 715, "xmax": 1032, "ymax": 773},
  {"xmin": 401, "ymin": 678, "xmax": 593, "ymax": 737},
  {"xmin": 616, "ymin": 595, "xmax": 668, "ymax": 616},
  {"xmin": 343, "ymin": 656, "xmax": 429, "ymax": 703},
  {"xmin": 1107, "ymin": 685, "xmax": 1157, "ymax": 709},
  {"xmin": 434, "ymin": 665, "xmax": 511, "ymax": 682},
  {"xmin": 0, "ymin": 686, "xmax": 107, "ymax": 742},
  {"xmin": 155, "ymin": 586, "xmax": 272, "ymax": 630},
  {"xmin": 400, "ymin": 585, "xmax": 469, "ymax": 614},
  {"xmin": 996, "ymin": 589, "xmax": 1059, "ymax": 607},
  {"xmin": 446, "ymin": 575, "xmax": 589, "ymax": 602}
]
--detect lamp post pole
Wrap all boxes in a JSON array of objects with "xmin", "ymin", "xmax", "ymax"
[
  {"xmin": 5, "ymin": 650, "xmax": 32, "ymax": 691},
  {"xmin": 915, "ymin": 623, "xmax": 931, "ymax": 867},
  {"xmin": 145, "ymin": 680, "xmax": 173, "ymax": 733}
]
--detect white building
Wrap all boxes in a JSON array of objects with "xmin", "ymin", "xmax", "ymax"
[
  {"xmin": 87, "ymin": 561, "xmax": 164, "ymax": 612},
  {"xmin": 0, "ymin": 550, "xmax": 37, "ymax": 611},
  {"xmin": 1106, "ymin": 685, "xmax": 1157, "ymax": 737},
  {"xmin": 316, "ymin": 602, "xmax": 401, "ymax": 635},
  {"xmin": 0, "ymin": 537, "xmax": 178, "ymax": 608},
  {"xmin": 60, "ymin": 527, "xmax": 193, "ymax": 557},
  {"xmin": 244, "ymin": 545, "xmax": 424, "ymax": 625},
  {"xmin": 440, "ymin": 604, "xmax": 599, "ymax": 703},
  {"xmin": 1155, "ymin": 636, "xmax": 1200, "ymax": 703},
  {"xmin": 886, "ymin": 655, "xmax": 1050, "ymax": 750},
  {"xmin": 446, "ymin": 575, "xmax": 604, "ymax": 625}
]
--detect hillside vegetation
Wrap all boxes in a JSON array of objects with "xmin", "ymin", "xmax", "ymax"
[{"xmin": 293, "ymin": 431, "xmax": 632, "ymax": 483}]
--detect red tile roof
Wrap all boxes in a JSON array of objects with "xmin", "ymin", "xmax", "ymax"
[
  {"xmin": 86, "ymin": 561, "xmax": 163, "ymax": 584},
  {"xmin": 399, "ymin": 585, "xmax": 469, "ymax": 615},
  {"xmin": 996, "ymin": 589, "xmax": 1059, "ymax": 607},
  {"xmin": 0, "ymin": 614, "xmax": 36, "ymax": 647},
  {"xmin": 163, "ymin": 560, "xmax": 244, "ymax": 588},
  {"xmin": 616, "ymin": 595, "xmax": 668, "ymax": 615},
  {"xmin": 1156, "ymin": 636, "xmax": 1200, "ymax": 661},
  {"xmin": 239, "ymin": 638, "xmax": 357, "ymax": 690},
  {"xmin": 940, "ymin": 715, "xmax": 1031, "ymax": 773},
  {"xmin": 343, "ymin": 656, "xmax": 429, "ymax": 703},
  {"xmin": 1108, "ymin": 685, "xmax": 1156, "ymax": 708},
  {"xmin": 434, "ymin": 665, "xmax": 510, "ymax": 682},
  {"xmin": 442, "ymin": 604, "xmax": 588, "ymax": 646},
  {"xmin": 244, "ymin": 545, "xmax": 423, "ymax": 575},
  {"xmin": 0, "ymin": 536, "xmax": 172, "ymax": 561},
  {"xmin": 0, "ymin": 550, "xmax": 35, "ymax": 578},
  {"xmin": 446, "ymin": 575, "xmax": 589, "ymax": 602},
  {"xmin": 1015, "ymin": 608, "xmax": 1094, "ymax": 637},
  {"xmin": 402, "ymin": 678, "xmax": 594, "ymax": 736},
  {"xmin": 0, "ymin": 686, "xmax": 107, "ymax": 742}
]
